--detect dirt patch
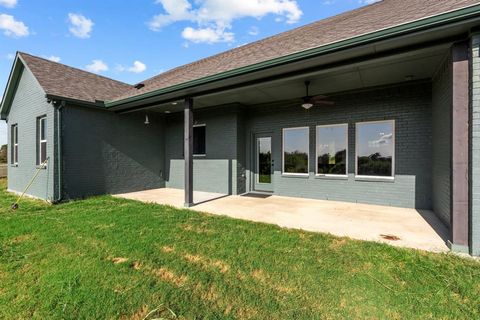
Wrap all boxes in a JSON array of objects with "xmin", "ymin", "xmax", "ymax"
[
  {"xmin": 251, "ymin": 269, "xmax": 267, "ymax": 281},
  {"xmin": 211, "ymin": 260, "xmax": 229, "ymax": 273},
  {"xmin": 112, "ymin": 257, "xmax": 129, "ymax": 264},
  {"xmin": 161, "ymin": 246, "xmax": 175, "ymax": 253},
  {"xmin": 131, "ymin": 261, "xmax": 142, "ymax": 270},
  {"xmin": 184, "ymin": 254, "xmax": 202, "ymax": 263},
  {"xmin": 194, "ymin": 283, "xmax": 220, "ymax": 302},
  {"xmin": 121, "ymin": 304, "xmax": 149, "ymax": 320},
  {"xmin": 236, "ymin": 306, "xmax": 259, "ymax": 320},
  {"xmin": 184, "ymin": 253, "xmax": 230, "ymax": 274},
  {"xmin": 9, "ymin": 234, "xmax": 34, "ymax": 244},
  {"xmin": 329, "ymin": 238, "xmax": 347, "ymax": 250},
  {"xmin": 380, "ymin": 234, "xmax": 401, "ymax": 241},
  {"xmin": 154, "ymin": 267, "xmax": 187, "ymax": 287},
  {"xmin": 251, "ymin": 269, "xmax": 294, "ymax": 294}
]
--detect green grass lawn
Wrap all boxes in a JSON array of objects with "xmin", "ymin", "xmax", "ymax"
[{"xmin": 0, "ymin": 180, "xmax": 479, "ymax": 319}]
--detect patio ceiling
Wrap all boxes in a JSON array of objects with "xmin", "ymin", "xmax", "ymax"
[{"xmin": 142, "ymin": 43, "xmax": 450, "ymax": 114}]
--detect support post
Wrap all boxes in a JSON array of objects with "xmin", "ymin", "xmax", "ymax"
[
  {"xmin": 184, "ymin": 97, "xmax": 194, "ymax": 207},
  {"xmin": 449, "ymin": 41, "xmax": 470, "ymax": 252}
]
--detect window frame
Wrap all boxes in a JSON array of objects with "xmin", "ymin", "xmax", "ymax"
[
  {"xmin": 193, "ymin": 123, "xmax": 206, "ymax": 157},
  {"xmin": 355, "ymin": 120, "xmax": 395, "ymax": 181},
  {"xmin": 315, "ymin": 123, "xmax": 348, "ymax": 177},
  {"xmin": 11, "ymin": 124, "xmax": 18, "ymax": 165},
  {"xmin": 37, "ymin": 116, "xmax": 47, "ymax": 166},
  {"xmin": 282, "ymin": 126, "xmax": 310, "ymax": 177}
]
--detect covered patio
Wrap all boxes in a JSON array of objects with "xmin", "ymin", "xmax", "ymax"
[
  {"xmin": 104, "ymin": 13, "xmax": 480, "ymax": 255},
  {"xmin": 114, "ymin": 188, "xmax": 449, "ymax": 253}
]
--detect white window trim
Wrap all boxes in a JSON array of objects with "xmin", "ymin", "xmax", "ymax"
[
  {"xmin": 193, "ymin": 123, "xmax": 206, "ymax": 157},
  {"xmin": 11, "ymin": 124, "xmax": 18, "ymax": 165},
  {"xmin": 38, "ymin": 116, "xmax": 47, "ymax": 166},
  {"xmin": 315, "ymin": 123, "xmax": 348, "ymax": 177},
  {"xmin": 256, "ymin": 136, "xmax": 272, "ymax": 185},
  {"xmin": 355, "ymin": 120, "xmax": 395, "ymax": 180},
  {"xmin": 282, "ymin": 126, "xmax": 310, "ymax": 176}
]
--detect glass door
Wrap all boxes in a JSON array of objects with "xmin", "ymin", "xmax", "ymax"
[{"xmin": 254, "ymin": 135, "xmax": 273, "ymax": 192}]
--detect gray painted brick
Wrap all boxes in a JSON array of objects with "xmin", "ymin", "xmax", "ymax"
[{"xmin": 7, "ymin": 67, "xmax": 55, "ymax": 200}]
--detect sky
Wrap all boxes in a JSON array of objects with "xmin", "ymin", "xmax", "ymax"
[{"xmin": 0, "ymin": 0, "xmax": 378, "ymax": 145}]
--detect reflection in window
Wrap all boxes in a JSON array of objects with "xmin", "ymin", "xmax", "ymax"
[
  {"xmin": 193, "ymin": 125, "xmax": 206, "ymax": 155},
  {"xmin": 257, "ymin": 137, "xmax": 271, "ymax": 183},
  {"xmin": 356, "ymin": 121, "xmax": 394, "ymax": 177},
  {"xmin": 37, "ymin": 116, "xmax": 47, "ymax": 165},
  {"xmin": 283, "ymin": 127, "xmax": 309, "ymax": 174},
  {"xmin": 11, "ymin": 124, "xmax": 18, "ymax": 165},
  {"xmin": 316, "ymin": 124, "xmax": 347, "ymax": 175}
]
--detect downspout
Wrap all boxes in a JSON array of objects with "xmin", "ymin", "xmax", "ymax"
[{"xmin": 53, "ymin": 100, "xmax": 65, "ymax": 203}]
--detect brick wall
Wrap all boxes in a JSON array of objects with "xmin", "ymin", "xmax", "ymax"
[
  {"xmin": 164, "ymin": 106, "xmax": 242, "ymax": 195},
  {"xmin": 7, "ymin": 67, "xmax": 55, "ymax": 200},
  {"xmin": 61, "ymin": 106, "xmax": 165, "ymax": 199},
  {"xmin": 245, "ymin": 82, "xmax": 433, "ymax": 209}
]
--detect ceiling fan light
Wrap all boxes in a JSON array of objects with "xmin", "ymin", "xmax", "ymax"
[{"xmin": 302, "ymin": 103, "xmax": 314, "ymax": 110}]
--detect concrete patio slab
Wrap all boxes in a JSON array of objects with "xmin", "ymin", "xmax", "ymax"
[{"xmin": 114, "ymin": 188, "xmax": 449, "ymax": 253}]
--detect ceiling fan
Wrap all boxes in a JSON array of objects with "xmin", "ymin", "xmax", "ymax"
[{"xmin": 300, "ymin": 81, "xmax": 334, "ymax": 109}]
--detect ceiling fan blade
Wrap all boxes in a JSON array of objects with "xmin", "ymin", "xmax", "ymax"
[
  {"xmin": 311, "ymin": 94, "xmax": 327, "ymax": 100},
  {"xmin": 315, "ymin": 100, "xmax": 335, "ymax": 106}
]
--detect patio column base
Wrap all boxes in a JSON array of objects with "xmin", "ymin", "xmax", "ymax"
[
  {"xmin": 447, "ymin": 240, "xmax": 469, "ymax": 254},
  {"xmin": 184, "ymin": 202, "xmax": 194, "ymax": 208}
]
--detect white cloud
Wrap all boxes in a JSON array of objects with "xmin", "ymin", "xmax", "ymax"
[
  {"xmin": 0, "ymin": 14, "xmax": 29, "ymax": 37},
  {"xmin": 85, "ymin": 59, "xmax": 108, "ymax": 73},
  {"xmin": 369, "ymin": 133, "xmax": 392, "ymax": 147},
  {"xmin": 116, "ymin": 60, "xmax": 147, "ymax": 73},
  {"xmin": 128, "ymin": 61, "xmax": 146, "ymax": 73},
  {"xmin": 149, "ymin": 0, "xmax": 302, "ymax": 44},
  {"xmin": 6, "ymin": 53, "xmax": 15, "ymax": 60},
  {"xmin": 68, "ymin": 13, "xmax": 93, "ymax": 39},
  {"xmin": 182, "ymin": 27, "xmax": 233, "ymax": 44},
  {"xmin": 0, "ymin": 0, "xmax": 17, "ymax": 8},
  {"xmin": 43, "ymin": 55, "xmax": 61, "ymax": 63}
]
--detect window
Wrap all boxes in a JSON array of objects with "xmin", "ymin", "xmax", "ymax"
[
  {"xmin": 316, "ymin": 124, "xmax": 348, "ymax": 176},
  {"xmin": 37, "ymin": 116, "xmax": 47, "ymax": 165},
  {"xmin": 356, "ymin": 120, "xmax": 395, "ymax": 178},
  {"xmin": 10, "ymin": 124, "xmax": 18, "ymax": 165},
  {"xmin": 283, "ymin": 127, "xmax": 309, "ymax": 175},
  {"xmin": 193, "ymin": 124, "xmax": 206, "ymax": 156}
]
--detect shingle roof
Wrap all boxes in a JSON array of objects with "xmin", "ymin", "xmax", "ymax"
[
  {"xmin": 112, "ymin": 0, "xmax": 480, "ymax": 102},
  {"xmin": 19, "ymin": 52, "xmax": 132, "ymax": 103}
]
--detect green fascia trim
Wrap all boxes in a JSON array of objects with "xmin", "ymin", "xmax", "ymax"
[{"xmin": 105, "ymin": 4, "xmax": 480, "ymax": 108}]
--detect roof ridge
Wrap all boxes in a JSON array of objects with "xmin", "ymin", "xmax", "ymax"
[{"xmin": 17, "ymin": 51, "xmax": 133, "ymax": 88}]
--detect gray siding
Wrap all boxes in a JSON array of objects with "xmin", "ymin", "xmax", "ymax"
[
  {"xmin": 245, "ymin": 83, "xmax": 433, "ymax": 209},
  {"xmin": 432, "ymin": 55, "xmax": 452, "ymax": 227},
  {"xmin": 62, "ymin": 106, "xmax": 165, "ymax": 199},
  {"xmin": 470, "ymin": 34, "xmax": 480, "ymax": 256},
  {"xmin": 7, "ymin": 67, "xmax": 55, "ymax": 200},
  {"xmin": 165, "ymin": 106, "xmax": 241, "ymax": 195}
]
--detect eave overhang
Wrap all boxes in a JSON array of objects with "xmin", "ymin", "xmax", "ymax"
[{"xmin": 105, "ymin": 3, "xmax": 480, "ymax": 112}]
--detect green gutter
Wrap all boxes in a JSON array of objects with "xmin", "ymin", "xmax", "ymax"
[{"xmin": 106, "ymin": 4, "xmax": 480, "ymax": 108}]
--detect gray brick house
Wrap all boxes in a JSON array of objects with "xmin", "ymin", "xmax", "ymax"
[{"xmin": 2, "ymin": 0, "xmax": 480, "ymax": 255}]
